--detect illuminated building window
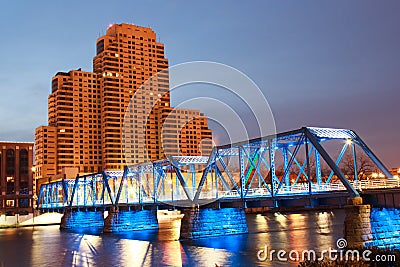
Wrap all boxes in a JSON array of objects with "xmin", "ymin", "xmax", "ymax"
[{"xmin": 6, "ymin": 200, "xmax": 14, "ymax": 207}]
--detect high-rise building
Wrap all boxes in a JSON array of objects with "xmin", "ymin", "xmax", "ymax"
[
  {"xmin": 0, "ymin": 142, "xmax": 34, "ymax": 215},
  {"xmin": 35, "ymin": 23, "xmax": 213, "ymax": 180}
]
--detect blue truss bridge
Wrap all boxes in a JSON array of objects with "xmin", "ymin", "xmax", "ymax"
[{"xmin": 38, "ymin": 126, "xmax": 396, "ymax": 212}]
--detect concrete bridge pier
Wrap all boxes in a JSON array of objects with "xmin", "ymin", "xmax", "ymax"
[
  {"xmin": 343, "ymin": 197, "xmax": 372, "ymax": 248},
  {"xmin": 103, "ymin": 207, "xmax": 158, "ymax": 233},
  {"xmin": 180, "ymin": 207, "xmax": 248, "ymax": 239},
  {"xmin": 60, "ymin": 208, "xmax": 104, "ymax": 230}
]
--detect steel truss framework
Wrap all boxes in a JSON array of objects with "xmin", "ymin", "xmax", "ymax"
[{"xmin": 38, "ymin": 127, "xmax": 393, "ymax": 209}]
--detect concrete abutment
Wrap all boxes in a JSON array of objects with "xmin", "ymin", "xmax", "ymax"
[
  {"xmin": 103, "ymin": 208, "xmax": 158, "ymax": 232},
  {"xmin": 343, "ymin": 197, "xmax": 372, "ymax": 248},
  {"xmin": 179, "ymin": 207, "xmax": 248, "ymax": 239},
  {"xmin": 60, "ymin": 208, "xmax": 104, "ymax": 229}
]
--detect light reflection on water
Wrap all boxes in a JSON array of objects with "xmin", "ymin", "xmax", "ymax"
[{"xmin": 0, "ymin": 209, "xmax": 345, "ymax": 267}]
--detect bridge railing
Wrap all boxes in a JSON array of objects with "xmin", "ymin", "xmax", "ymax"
[
  {"xmin": 37, "ymin": 178, "xmax": 399, "ymax": 209},
  {"xmin": 351, "ymin": 179, "xmax": 400, "ymax": 190},
  {"xmin": 217, "ymin": 179, "xmax": 400, "ymax": 200}
]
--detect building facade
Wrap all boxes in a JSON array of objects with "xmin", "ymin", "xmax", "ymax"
[
  {"xmin": 390, "ymin": 168, "xmax": 400, "ymax": 178},
  {"xmin": 35, "ymin": 23, "xmax": 213, "ymax": 180},
  {"xmin": 0, "ymin": 142, "xmax": 34, "ymax": 215}
]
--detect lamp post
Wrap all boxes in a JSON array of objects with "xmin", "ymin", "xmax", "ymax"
[
  {"xmin": 169, "ymin": 168, "xmax": 174, "ymax": 208},
  {"xmin": 31, "ymin": 166, "xmax": 36, "ymax": 226},
  {"xmin": 32, "ymin": 195, "xmax": 37, "ymax": 226}
]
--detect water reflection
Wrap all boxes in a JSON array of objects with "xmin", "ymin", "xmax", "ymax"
[
  {"xmin": 117, "ymin": 239, "xmax": 151, "ymax": 266},
  {"xmin": 0, "ymin": 209, "xmax": 346, "ymax": 266}
]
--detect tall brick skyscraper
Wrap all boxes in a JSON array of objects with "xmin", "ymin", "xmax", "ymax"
[{"xmin": 35, "ymin": 23, "xmax": 213, "ymax": 180}]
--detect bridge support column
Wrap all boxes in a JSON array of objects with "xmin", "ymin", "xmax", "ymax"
[
  {"xmin": 60, "ymin": 208, "xmax": 104, "ymax": 230},
  {"xmin": 103, "ymin": 207, "xmax": 158, "ymax": 232},
  {"xmin": 180, "ymin": 207, "xmax": 248, "ymax": 239},
  {"xmin": 344, "ymin": 197, "xmax": 372, "ymax": 248}
]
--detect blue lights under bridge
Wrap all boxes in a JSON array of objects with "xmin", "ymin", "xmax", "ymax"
[{"xmin": 38, "ymin": 127, "xmax": 395, "ymax": 211}]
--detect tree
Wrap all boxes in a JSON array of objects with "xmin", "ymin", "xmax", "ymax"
[{"xmin": 339, "ymin": 153, "xmax": 378, "ymax": 180}]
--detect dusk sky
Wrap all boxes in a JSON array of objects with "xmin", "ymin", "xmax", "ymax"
[{"xmin": 0, "ymin": 1, "xmax": 399, "ymax": 167}]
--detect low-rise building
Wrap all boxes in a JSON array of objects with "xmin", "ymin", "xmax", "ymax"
[{"xmin": 0, "ymin": 142, "xmax": 34, "ymax": 215}]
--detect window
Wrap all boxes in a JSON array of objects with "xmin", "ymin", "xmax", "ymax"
[
  {"xmin": 97, "ymin": 39, "xmax": 104, "ymax": 54},
  {"xmin": 20, "ymin": 149, "xmax": 29, "ymax": 175},
  {"xmin": 6, "ymin": 200, "xmax": 14, "ymax": 207},
  {"xmin": 6, "ymin": 176, "xmax": 14, "ymax": 194},
  {"xmin": 20, "ymin": 182, "xmax": 29, "ymax": 195},
  {"xmin": 6, "ymin": 149, "xmax": 15, "ymax": 175},
  {"xmin": 19, "ymin": 198, "xmax": 29, "ymax": 208}
]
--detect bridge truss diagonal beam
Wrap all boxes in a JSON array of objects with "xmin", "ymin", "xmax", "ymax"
[{"xmin": 303, "ymin": 128, "xmax": 359, "ymax": 197}]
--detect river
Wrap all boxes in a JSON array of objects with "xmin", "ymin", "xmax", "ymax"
[{"xmin": 0, "ymin": 209, "xmax": 346, "ymax": 266}]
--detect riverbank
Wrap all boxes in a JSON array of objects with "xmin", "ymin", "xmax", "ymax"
[{"xmin": 0, "ymin": 212, "xmax": 62, "ymax": 228}]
